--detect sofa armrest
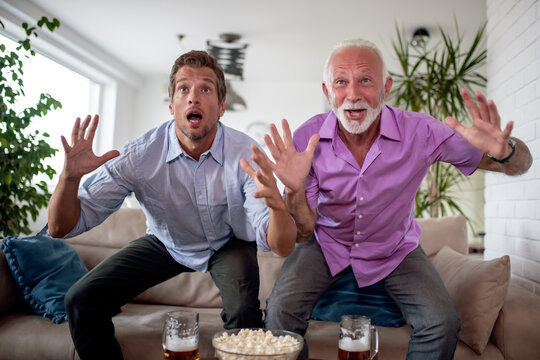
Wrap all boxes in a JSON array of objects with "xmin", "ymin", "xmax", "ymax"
[
  {"xmin": 0, "ymin": 250, "xmax": 19, "ymax": 316},
  {"xmin": 490, "ymin": 282, "xmax": 540, "ymax": 360}
]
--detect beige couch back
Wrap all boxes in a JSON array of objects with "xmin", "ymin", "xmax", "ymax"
[{"xmin": 66, "ymin": 208, "xmax": 468, "ymax": 309}]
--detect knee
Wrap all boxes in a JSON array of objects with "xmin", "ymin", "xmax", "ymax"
[
  {"xmin": 64, "ymin": 281, "xmax": 84, "ymax": 315},
  {"xmin": 264, "ymin": 292, "xmax": 286, "ymax": 319},
  {"xmin": 221, "ymin": 295, "xmax": 263, "ymax": 329},
  {"xmin": 415, "ymin": 306, "xmax": 460, "ymax": 340},
  {"xmin": 264, "ymin": 292, "xmax": 302, "ymax": 329},
  {"xmin": 226, "ymin": 294, "xmax": 258, "ymax": 315},
  {"xmin": 437, "ymin": 306, "xmax": 460, "ymax": 335},
  {"xmin": 441, "ymin": 309, "xmax": 460, "ymax": 339}
]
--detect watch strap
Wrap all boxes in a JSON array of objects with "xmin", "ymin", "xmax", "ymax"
[{"xmin": 487, "ymin": 138, "xmax": 516, "ymax": 163}]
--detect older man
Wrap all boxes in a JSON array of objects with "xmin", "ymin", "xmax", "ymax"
[
  {"xmin": 262, "ymin": 39, "xmax": 532, "ymax": 359},
  {"xmin": 47, "ymin": 50, "xmax": 296, "ymax": 360}
]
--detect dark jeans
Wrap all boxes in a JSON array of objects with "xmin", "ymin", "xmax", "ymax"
[
  {"xmin": 265, "ymin": 236, "xmax": 460, "ymax": 360},
  {"xmin": 65, "ymin": 234, "xmax": 263, "ymax": 360}
]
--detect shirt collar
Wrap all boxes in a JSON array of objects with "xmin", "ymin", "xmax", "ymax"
[
  {"xmin": 379, "ymin": 105, "xmax": 401, "ymax": 142},
  {"xmin": 318, "ymin": 105, "xmax": 401, "ymax": 142},
  {"xmin": 166, "ymin": 121, "xmax": 224, "ymax": 165}
]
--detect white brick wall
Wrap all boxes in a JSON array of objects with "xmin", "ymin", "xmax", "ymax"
[{"xmin": 485, "ymin": 0, "xmax": 540, "ymax": 294}]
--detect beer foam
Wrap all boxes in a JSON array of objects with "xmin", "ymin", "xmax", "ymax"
[
  {"xmin": 339, "ymin": 337, "xmax": 370, "ymax": 352},
  {"xmin": 165, "ymin": 336, "xmax": 198, "ymax": 352}
]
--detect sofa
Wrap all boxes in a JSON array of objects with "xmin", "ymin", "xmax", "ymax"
[{"xmin": 1, "ymin": 208, "xmax": 540, "ymax": 360}]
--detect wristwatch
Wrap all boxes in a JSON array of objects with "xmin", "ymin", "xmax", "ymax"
[{"xmin": 487, "ymin": 138, "xmax": 516, "ymax": 163}]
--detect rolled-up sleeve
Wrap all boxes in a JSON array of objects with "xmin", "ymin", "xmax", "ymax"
[{"xmin": 63, "ymin": 148, "xmax": 135, "ymax": 238}]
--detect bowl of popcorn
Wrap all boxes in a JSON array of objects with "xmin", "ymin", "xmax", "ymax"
[{"xmin": 212, "ymin": 328, "xmax": 303, "ymax": 360}]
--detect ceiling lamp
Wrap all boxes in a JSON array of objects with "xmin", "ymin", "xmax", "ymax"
[
  {"xmin": 225, "ymin": 80, "xmax": 247, "ymax": 111},
  {"xmin": 411, "ymin": 27, "xmax": 430, "ymax": 47},
  {"xmin": 207, "ymin": 33, "xmax": 248, "ymax": 80}
]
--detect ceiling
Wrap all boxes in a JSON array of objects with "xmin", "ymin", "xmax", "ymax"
[{"xmin": 12, "ymin": 0, "xmax": 486, "ymax": 83}]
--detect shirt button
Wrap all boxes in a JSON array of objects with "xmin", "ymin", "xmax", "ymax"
[
  {"xmin": 359, "ymin": 196, "xmax": 364, "ymax": 201},
  {"xmin": 358, "ymin": 214, "xmax": 363, "ymax": 219},
  {"xmin": 356, "ymin": 231, "xmax": 361, "ymax": 235},
  {"xmin": 355, "ymin": 243, "xmax": 359, "ymax": 248}
]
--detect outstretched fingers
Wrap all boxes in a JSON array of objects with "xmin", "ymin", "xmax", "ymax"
[
  {"xmin": 305, "ymin": 133, "xmax": 320, "ymax": 157},
  {"xmin": 502, "ymin": 121, "xmax": 514, "ymax": 139},
  {"xmin": 462, "ymin": 88, "xmax": 502, "ymax": 130},
  {"xmin": 241, "ymin": 145, "xmax": 280, "ymax": 199},
  {"xmin": 71, "ymin": 117, "xmax": 81, "ymax": 145},
  {"xmin": 264, "ymin": 133, "xmax": 280, "ymax": 162},
  {"xmin": 461, "ymin": 89, "xmax": 482, "ymax": 122},
  {"xmin": 280, "ymin": 119, "xmax": 294, "ymax": 147},
  {"xmin": 60, "ymin": 135, "xmax": 71, "ymax": 153},
  {"xmin": 487, "ymin": 99, "xmax": 501, "ymax": 130},
  {"xmin": 444, "ymin": 116, "xmax": 465, "ymax": 133},
  {"xmin": 99, "ymin": 150, "xmax": 120, "ymax": 164},
  {"xmin": 240, "ymin": 145, "xmax": 274, "ymax": 178},
  {"xmin": 78, "ymin": 115, "xmax": 91, "ymax": 141},
  {"xmin": 475, "ymin": 91, "xmax": 491, "ymax": 123},
  {"xmin": 251, "ymin": 144, "xmax": 276, "ymax": 174},
  {"xmin": 85, "ymin": 115, "xmax": 100, "ymax": 142},
  {"xmin": 240, "ymin": 157, "xmax": 255, "ymax": 177},
  {"xmin": 270, "ymin": 122, "xmax": 286, "ymax": 153}
]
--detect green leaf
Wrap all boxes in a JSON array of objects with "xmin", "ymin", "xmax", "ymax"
[
  {"xmin": 390, "ymin": 21, "xmax": 486, "ymax": 230},
  {"xmin": 0, "ymin": 16, "xmax": 62, "ymax": 237}
]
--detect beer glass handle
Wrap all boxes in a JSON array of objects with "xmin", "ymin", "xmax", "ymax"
[{"xmin": 370, "ymin": 326, "xmax": 379, "ymax": 360}]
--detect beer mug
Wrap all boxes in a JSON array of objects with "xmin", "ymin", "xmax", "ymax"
[
  {"xmin": 162, "ymin": 311, "xmax": 199, "ymax": 360},
  {"xmin": 338, "ymin": 315, "xmax": 379, "ymax": 360}
]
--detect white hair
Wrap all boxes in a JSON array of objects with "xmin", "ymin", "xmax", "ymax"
[{"xmin": 323, "ymin": 38, "xmax": 389, "ymax": 87}]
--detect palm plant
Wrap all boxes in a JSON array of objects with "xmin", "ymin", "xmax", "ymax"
[{"xmin": 389, "ymin": 22, "xmax": 487, "ymax": 219}]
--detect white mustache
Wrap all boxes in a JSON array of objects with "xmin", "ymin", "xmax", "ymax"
[{"xmin": 342, "ymin": 101, "xmax": 369, "ymax": 111}]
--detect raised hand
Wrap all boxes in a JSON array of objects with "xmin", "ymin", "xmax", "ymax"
[
  {"xmin": 264, "ymin": 119, "xmax": 320, "ymax": 192},
  {"xmin": 240, "ymin": 144, "xmax": 285, "ymax": 211},
  {"xmin": 60, "ymin": 115, "xmax": 120, "ymax": 180},
  {"xmin": 445, "ymin": 88, "xmax": 514, "ymax": 159}
]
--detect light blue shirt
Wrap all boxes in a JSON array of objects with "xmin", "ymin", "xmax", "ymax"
[{"xmin": 65, "ymin": 121, "xmax": 271, "ymax": 271}]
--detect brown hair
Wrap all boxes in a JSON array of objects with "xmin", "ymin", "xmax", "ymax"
[{"xmin": 168, "ymin": 50, "xmax": 226, "ymax": 104}]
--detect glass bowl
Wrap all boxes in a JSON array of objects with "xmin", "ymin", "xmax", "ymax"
[{"xmin": 212, "ymin": 328, "xmax": 304, "ymax": 360}]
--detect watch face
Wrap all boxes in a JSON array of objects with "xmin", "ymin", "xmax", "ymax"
[{"xmin": 246, "ymin": 121, "xmax": 270, "ymax": 147}]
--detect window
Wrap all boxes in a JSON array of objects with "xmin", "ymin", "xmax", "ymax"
[{"xmin": 1, "ymin": 33, "xmax": 101, "ymax": 185}]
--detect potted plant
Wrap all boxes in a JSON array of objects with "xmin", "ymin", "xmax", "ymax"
[
  {"xmin": 389, "ymin": 22, "xmax": 487, "ymax": 222},
  {"xmin": 0, "ymin": 17, "xmax": 61, "ymax": 237}
]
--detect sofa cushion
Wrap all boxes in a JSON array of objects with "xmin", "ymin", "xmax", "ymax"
[
  {"xmin": 311, "ymin": 271, "xmax": 405, "ymax": 327},
  {"xmin": 431, "ymin": 246, "xmax": 510, "ymax": 354},
  {"xmin": 134, "ymin": 271, "xmax": 222, "ymax": 308},
  {"xmin": 66, "ymin": 207, "xmax": 147, "ymax": 249},
  {"xmin": 417, "ymin": 215, "xmax": 468, "ymax": 257},
  {"xmin": 0, "ymin": 235, "xmax": 88, "ymax": 324}
]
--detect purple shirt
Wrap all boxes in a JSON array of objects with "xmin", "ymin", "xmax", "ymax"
[{"xmin": 293, "ymin": 105, "xmax": 483, "ymax": 287}]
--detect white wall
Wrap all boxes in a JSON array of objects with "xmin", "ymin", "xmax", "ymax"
[
  {"xmin": 485, "ymin": 0, "xmax": 540, "ymax": 294},
  {"xmin": 112, "ymin": 82, "xmax": 139, "ymax": 149}
]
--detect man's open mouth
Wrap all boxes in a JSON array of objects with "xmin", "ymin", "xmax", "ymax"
[
  {"xmin": 187, "ymin": 111, "xmax": 203, "ymax": 122},
  {"xmin": 345, "ymin": 109, "xmax": 366, "ymax": 119}
]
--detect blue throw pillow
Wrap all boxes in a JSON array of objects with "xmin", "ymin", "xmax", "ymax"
[
  {"xmin": 1, "ymin": 235, "xmax": 88, "ymax": 324},
  {"xmin": 311, "ymin": 271, "xmax": 406, "ymax": 327}
]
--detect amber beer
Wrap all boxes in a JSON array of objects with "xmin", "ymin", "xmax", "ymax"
[
  {"xmin": 163, "ymin": 311, "xmax": 199, "ymax": 360},
  {"xmin": 339, "ymin": 315, "xmax": 377, "ymax": 360},
  {"xmin": 163, "ymin": 346, "xmax": 199, "ymax": 360},
  {"xmin": 337, "ymin": 347, "xmax": 370, "ymax": 360},
  {"xmin": 338, "ymin": 337, "xmax": 371, "ymax": 360},
  {"xmin": 163, "ymin": 336, "xmax": 199, "ymax": 360}
]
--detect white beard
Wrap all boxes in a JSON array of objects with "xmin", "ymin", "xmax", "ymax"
[{"xmin": 331, "ymin": 92, "xmax": 385, "ymax": 134}]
